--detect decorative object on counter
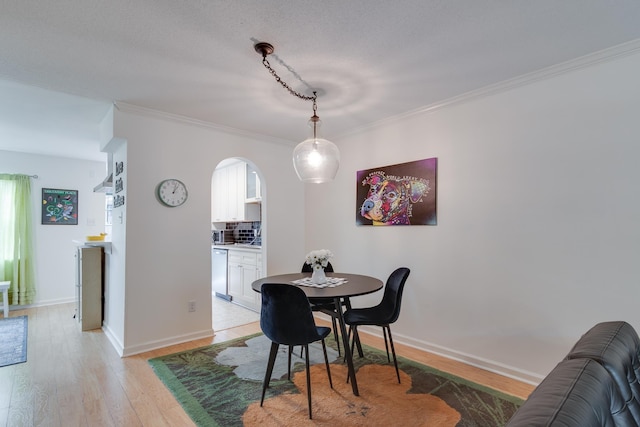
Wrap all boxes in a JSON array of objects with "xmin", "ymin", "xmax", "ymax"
[
  {"xmin": 305, "ymin": 249, "xmax": 333, "ymax": 284},
  {"xmin": 254, "ymin": 41, "xmax": 340, "ymax": 184},
  {"xmin": 86, "ymin": 233, "xmax": 107, "ymax": 241},
  {"xmin": 42, "ymin": 188, "xmax": 78, "ymax": 225},
  {"xmin": 156, "ymin": 178, "xmax": 188, "ymax": 207},
  {"xmin": 357, "ymin": 157, "xmax": 437, "ymax": 226}
]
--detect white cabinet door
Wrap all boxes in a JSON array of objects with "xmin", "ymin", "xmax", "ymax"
[
  {"xmin": 228, "ymin": 263, "xmax": 243, "ymax": 297},
  {"xmin": 227, "ymin": 250, "xmax": 260, "ymax": 310},
  {"xmin": 212, "ymin": 162, "xmax": 259, "ymax": 222},
  {"xmin": 241, "ymin": 264, "xmax": 258, "ymax": 306},
  {"xmin": 226, "ymin": 163, "xmax": 240, "ymax": 220},
  {"xmin": 212, "ymin": 167, "xmax": 228, "ymax": 222},
  {"xmin": 245, "ymin": 163, "xmax": 262, "ymax": 202}
]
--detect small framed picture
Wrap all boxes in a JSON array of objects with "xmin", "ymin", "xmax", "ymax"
[{"xmin": 42, "ymin": 188, "xmax": 79, "ymax": 225}]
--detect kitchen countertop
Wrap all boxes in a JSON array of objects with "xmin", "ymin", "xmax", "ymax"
[
  {"xmin": 72, "ymin": 239, "xmax": 112, "ymax": 254},
  {"xmin": 212, "ymin": 243, "xmax": 261, "ymax": 251}
]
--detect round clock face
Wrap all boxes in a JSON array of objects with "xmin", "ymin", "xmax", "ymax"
[{"xmin": 157, "ymin": 179, "xmax": 188, "ymax": 207}]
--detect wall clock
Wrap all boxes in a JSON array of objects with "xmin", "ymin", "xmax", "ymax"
[{"xmin": 156, "ymin": 179, "xmax": 188, "ymax": 207}]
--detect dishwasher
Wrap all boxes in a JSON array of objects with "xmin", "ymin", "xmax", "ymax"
[{"xmin": 212, "ymin": 248, "xmax": 230, "ymax": 301}]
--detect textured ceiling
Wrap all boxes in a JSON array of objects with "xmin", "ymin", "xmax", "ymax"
[{"xmin": 1, "ymin": 0, "xmax": 640, "ymax": 161}]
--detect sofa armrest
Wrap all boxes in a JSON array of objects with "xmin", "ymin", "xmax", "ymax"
[{"xmin": 506, "ymin": 358, "xmax": 636, "ymax": 427}]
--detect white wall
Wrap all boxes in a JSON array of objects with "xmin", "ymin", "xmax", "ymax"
[
  {"xmin": 305, "ymin": 51, "xmax": 640, "ymax": 383},
  {"xmin": 110, "ymin": 109, "xmax": 305, "ymax": 355},
  {"xmin": 0, "ymin": 150, "xmax": 107, "ymax": 306},
  {"xmin": 101, "ymin": 139, "xmax": 127, "ymax": 353}
]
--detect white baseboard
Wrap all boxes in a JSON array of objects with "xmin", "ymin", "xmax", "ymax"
[
  {"xmin": 9, "ymin": 297, "xmax": 75, "ymax": 311},
  {"xmin": 357, "ymin": 325, "xmax": 544, "ymax": 386},
  {"xmin": 102, "ymin": 322, "xmax": 124, "ymax": 357},
  {"xmin": 120, "ymin": 328, "xmax": 215, "ymax": 357}
]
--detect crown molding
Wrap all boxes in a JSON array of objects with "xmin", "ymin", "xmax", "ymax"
[
  {"xmin": 113, "ymin": 102, "xmax": 295, "ymax": 147},
  {"xmin": 339, "ymin": 38, "xmax": 640, "ymax": 139}
]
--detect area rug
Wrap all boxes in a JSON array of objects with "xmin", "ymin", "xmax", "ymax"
[
  {"xmin": 149, "ymin": 333, "xmax": 522, "ymax": 426},
  {"xmin": 0, "ymin": 315, "xmax": 28, "ymax": 368}
]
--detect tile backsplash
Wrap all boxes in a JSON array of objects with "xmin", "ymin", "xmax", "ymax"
[{"xmin": 212, "ymin": 221, "xmax": 261, "ymax": 245}]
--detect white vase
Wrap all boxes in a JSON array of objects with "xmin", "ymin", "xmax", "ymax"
[{"xmin": 311, "ymin": 267, "xmax": 327, "ymax": 284}]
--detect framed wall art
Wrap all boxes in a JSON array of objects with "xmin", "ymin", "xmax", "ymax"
[
  {"xmin": 356, "ymin": 157, "xmax": 437, "ymax": 226},
  {"xmin": 42, "ymin": 188, "xmax": 79, "ymax": 225}
]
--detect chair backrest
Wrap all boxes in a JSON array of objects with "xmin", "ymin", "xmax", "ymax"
[
  {"xmin": 301, "ymin": 261, "xmax": 334, "ymax": 273},
  {"xmin": 260, "ymin": 283, "xmax": 323, "ymax": 346},
  {"xmin": 378, "ymin": 267, "xmax": 410, "ymax": 324}
]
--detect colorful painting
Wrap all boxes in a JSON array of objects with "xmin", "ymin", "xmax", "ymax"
[
  {"xmin": 42, "ymin": 188, "xmax": 78, "ymax": 225},
  {"xmin": 357, "ymin": 158, "xmax": 437, "ymax": 226}
]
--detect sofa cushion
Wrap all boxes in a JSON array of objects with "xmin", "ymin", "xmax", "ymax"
[
  {"xmin": 506, "ymin": 358, "xmax": 636, "ymax": 427},
  {"xmin": 566, "ymin": 321, "xmax": 640, "ymax": 424}
]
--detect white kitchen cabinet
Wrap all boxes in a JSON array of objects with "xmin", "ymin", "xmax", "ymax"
[
  {"xmin": 245, "ymin": 163, "xmax": 261, "ymax": 203},
  {"xmin": 211, "ymin": 167, "xmax": 228, "ymax": 222},
  {"xmin": 227, "ymin": 249, "xmax": 261, "ymax": 311},
  {"xmin": 212, "ymin": 162, "xmax": 260, "ymax": 222}
]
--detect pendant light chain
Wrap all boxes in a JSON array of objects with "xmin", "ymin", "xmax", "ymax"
[
  {"xmin": 260, "ymin": 55, "xmax": 317, "ymax": 103},
  {"xmin": 255, "ymin": 41, "xmax": 340, "ymax": 183}
]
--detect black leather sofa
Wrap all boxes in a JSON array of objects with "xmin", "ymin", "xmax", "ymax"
[{"xmin": 506, "ymin": 321, "xmax": 640, "ymax": 426}]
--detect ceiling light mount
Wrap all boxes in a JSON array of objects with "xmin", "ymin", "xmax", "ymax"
[
  {"xmin": 254, "ymin": 42, "xmax": 274, "ymax": 57},
  {"xmin": 254, "ymin": 41, "xmax": 340, "ymax": 184}
]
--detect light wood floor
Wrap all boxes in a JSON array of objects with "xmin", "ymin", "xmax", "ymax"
[{"xmin": 0, "ymin": 303, "xmax": 534, "ymax": 427}]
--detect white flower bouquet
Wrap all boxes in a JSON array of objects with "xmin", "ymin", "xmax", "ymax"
[{"xmin": 305, "ymin": 249, "xmax": 333, "ymax": 271}]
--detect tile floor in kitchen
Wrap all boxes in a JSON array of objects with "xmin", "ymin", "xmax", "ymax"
[{"xmin": 212, "ymin": 294, "xmax": 260, "ymax": 331}]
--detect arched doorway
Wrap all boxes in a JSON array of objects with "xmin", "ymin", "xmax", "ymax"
[{"xmin": 211, "ymin": 157, "xmax": 265, "ymax": 331}]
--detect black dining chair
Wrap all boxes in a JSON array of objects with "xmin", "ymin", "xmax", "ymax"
[
  {"xmin": 259, "ymin": 283, "xmax": 333, "ymax": 420},
  {"xmin": 301, "ymin": 261, "xmax": 343, "ymax": 356},
  {"xmin": 344, "ymin": 267, "xmax": 410, "ymax": 383}
]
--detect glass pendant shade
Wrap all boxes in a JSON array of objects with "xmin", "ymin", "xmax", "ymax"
[
  {"xmin": 292, "ymin": 117, "xmax": 340, "ymax": 183},
  {"xmin": 254, "ymin": 42, "xmax": 341, "ymax": 183}
]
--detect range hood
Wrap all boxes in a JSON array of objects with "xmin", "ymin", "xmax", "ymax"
[{"xmin": 93, "ymin": 173, "xmax": 113, "ymax": 193}]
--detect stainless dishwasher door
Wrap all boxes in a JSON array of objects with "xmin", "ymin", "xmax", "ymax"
[{"xmin": 212, "ymin": 248, "xmax": 230, "ymax": 301}]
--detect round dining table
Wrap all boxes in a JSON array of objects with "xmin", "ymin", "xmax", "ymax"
[{"xmin": 252, "ymin": 272, "xmax": 383, "ymax": 396}]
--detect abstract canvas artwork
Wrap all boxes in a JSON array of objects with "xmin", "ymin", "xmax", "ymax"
[
  {"xmin": 357, "ymin": 158, "xmax": 437, "ymax": 226},
  {"xmin": 41, "ymin": 188, "xmax": 78, "ymax": 225}
]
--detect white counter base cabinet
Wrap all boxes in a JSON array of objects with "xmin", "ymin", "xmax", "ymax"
[
  {"xmin": 75, "ymin": 246, "xmax": 103, "ymax": 331},
  {"xmin": 227, "ymin": 250, "xmax": 261, "ymax": 311}
]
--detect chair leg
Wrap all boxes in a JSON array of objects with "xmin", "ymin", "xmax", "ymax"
[
  {"xmin": 343, "ymin": 297, "xmax": 363, "ymax": 357},
  {"xmin": 321, "ymin": 339, "xmax": 333, "ymax": 389},
  {"xmin": 347, "ymin": 325, "xmax": 358, "ymax": 384},
  {"xmin": 385, "ymin": 326, "xmax": 401, "ymax": 384},
  {"xmin": 288, "ymin": 345, "xmax": 294, "ymax": 380},
  {"xmin": 261, "ymin": 342, "xmax": 280, "ymax": 406},
  {"xmin": 347, "ymin": 325, "xmax": 361, "ymax": 358},
  {"xmin": 330, "ymin": 316, "xmax": 341, "ymax": 356},
  {"xmin": 304, "ymin": 344, "xmax": 313, "ymax": 419},
  {"xmin": 382, "ymin": 326, "xmax": 391, "ymax": 362}
]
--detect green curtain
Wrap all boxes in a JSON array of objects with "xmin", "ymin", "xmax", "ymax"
[{"xmin": 0, "ymin": 174, "xmax": 36, "ymax": 305}]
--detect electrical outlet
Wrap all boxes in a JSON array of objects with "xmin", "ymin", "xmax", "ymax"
[{"xmin": 188, "ymin": 300, "xmax": 196, "ymax": 312}]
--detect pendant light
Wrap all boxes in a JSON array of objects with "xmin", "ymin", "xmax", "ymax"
[{"xmin": 255, "ymin": 42, "xmax": 340, "ymax": 183}]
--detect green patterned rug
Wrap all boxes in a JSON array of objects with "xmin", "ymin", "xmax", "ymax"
[
  {"xmin": 0, "ymin": 315, "xmax": 28, "ymax": 367},
  {"xmin": 149, "ymin": 333, "xmax": 522, "ymax": 426}
]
